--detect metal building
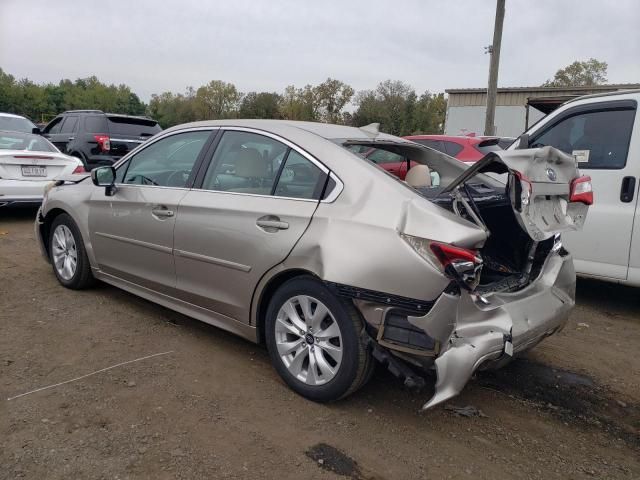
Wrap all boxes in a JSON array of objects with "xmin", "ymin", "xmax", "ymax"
[{"xmin": 444, "ymin": 84, "xmax": 640, "ymax": 137}]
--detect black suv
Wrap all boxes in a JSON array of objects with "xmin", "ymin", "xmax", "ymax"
[{"xmin": 41, "ymin": 110, "xmax": 162, "ymax": 169}]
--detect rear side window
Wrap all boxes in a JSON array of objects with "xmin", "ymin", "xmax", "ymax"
[
  {"xmin": 107, "ymin": 116, "xmax": 161, "ymax": 137},
  {"xmin": 414, "ymin": 139, "xmax": 446, "ymax": 154},
  {"xmin": 443, "ymin": 141, "xmax": 463, "ymax": 157},
  {"xmin": 530, "ymin": 106, "xmax": 636, "ymax": 169},
  {"xmin": 85, "ymin": 116, "xmax": 108, "ymax": 133},
  {"xmin": 273, "ymin": 150, "xmax": 324, "ymax": 199}
]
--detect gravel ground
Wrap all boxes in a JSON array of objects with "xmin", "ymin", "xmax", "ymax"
[{"xmin": 1, "ymin": 208, "xmax": 639, "ymax": 479}]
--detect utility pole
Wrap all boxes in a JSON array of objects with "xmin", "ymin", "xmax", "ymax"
[{"xmin": 484, "ymin": 0, "xmax": 505, "ymax": 136}]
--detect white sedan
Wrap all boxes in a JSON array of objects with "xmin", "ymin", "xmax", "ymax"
[{"xmin": 0, "ymin": 130, "xmax": 85, "ymax": 207}]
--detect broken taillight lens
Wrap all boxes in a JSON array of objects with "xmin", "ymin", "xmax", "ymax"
[
  {"xmin": 400, "ymin": 234, "xmax": 482, "ymax": 291},
  {"xmin": 429, "ymin": 242, "xmax": 480, "ymax": 268},
  {"xmin": 570, "ymin": 176, "xmax": 593, "ymax": 205}
]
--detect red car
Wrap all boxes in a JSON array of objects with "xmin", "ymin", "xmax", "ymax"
[{"xmin": 403, "ymin": 134, "xmax": 505, "ymax": 163}]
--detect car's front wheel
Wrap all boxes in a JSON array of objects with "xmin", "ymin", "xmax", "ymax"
[
  {"xmin": 265, "ymin": 276, "xmax": 372, "ymax": 402},
  {"xmin": 49, "ymin": 213, "xmax": 95, "ymax": 289}
]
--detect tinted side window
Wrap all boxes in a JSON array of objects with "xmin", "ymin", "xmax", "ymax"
[
  {"xmin": 415, "ymin": 139, "xmax": 446, "ymax": 154},
  {"xmin": 531, "ymin": 107, "xmax": 636, "ymax": 169},
  {"xmin": 443, "ymin": 141, "xmax": 463, "ymax": 157},
  {"xmin": 122, "ymin": 131, "xmax": 210, "ymax": 187},
  {"xmin": 45, "ymin": 117, "xmax": 63, "ymax": 134},
  {"xmin": 201, "ymin": 131, "xmax": 287, "ymax": 195},
  {"xmin": 367, "ymin": 149, "xmax": 404, "ymax": 164},
  {"xmin": 108, "ymin": 116, "xmax": 161, "ymax": 137},
  {"xmin": 274, "ymin": 150, "xmax": 324, "ymax": 199},
  {"xmin": 85, "ymin": 116, "xmax": 108, "ymax": 133},
  {"xmin": 60, "ymin": 116, "xmax": 78, "ymax": 134}
]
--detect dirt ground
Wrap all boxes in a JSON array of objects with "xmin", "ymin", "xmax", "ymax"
[{"xmin": 1, "ymin": 208, "xmax": 639, "ymax": 480}]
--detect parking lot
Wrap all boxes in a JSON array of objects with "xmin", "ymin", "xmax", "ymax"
[{"xmin": 1, "ymin": 207, "xmax": 639, "ymax": 479}]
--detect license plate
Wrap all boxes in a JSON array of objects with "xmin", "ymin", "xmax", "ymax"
[{"xmin": 21, "ymin": 165, "xmax": 47, "ymax": 177}]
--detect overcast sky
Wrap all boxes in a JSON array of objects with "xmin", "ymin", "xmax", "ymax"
[{"xmin": 1, "ymin": 0, "xmax": 639, "ymax": 101}]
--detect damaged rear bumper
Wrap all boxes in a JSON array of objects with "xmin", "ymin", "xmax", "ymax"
[{"xmin": 410, "ymin": 250, "xmax": 575, "ymax": 410}]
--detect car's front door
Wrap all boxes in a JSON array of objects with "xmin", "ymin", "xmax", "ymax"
[
  {"xmin": 52, "ymin": 115, "xmax": 79, "ymax": 153},
  {"xmin": 88, "ymin": 128, "xmax": 215, "ymax": 293},
  {"xmin": 528, "ymin": 100, "xmax": 639, "ymax": 280},
  {"xmin": 173, "ymin": 129, "xmax": 329, "ymax": 323}
]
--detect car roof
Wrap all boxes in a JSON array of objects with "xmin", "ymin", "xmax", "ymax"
[
  {"xmin": 163, "ymin": 119, "xmax": 405, "ymax": 142},
  {"xmin": 0, "ymin": 112, "xmax": 30, "ymax": 119}
]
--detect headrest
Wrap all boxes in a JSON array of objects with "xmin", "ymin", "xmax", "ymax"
[
  {"xmin": 405, "ymin": 164, "xmax": 432, "ymax": 188},
  {"xmin": 234, "ymin": 148, "xmax": 267, "ymax": 178}
]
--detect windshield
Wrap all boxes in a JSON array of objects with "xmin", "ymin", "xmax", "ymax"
[
  {"xmin": 0, "ymin": 116, "xmax": 36, "ymax": 133},
  {"xmin": 0, "ymin": 131, "xmax": 58, "ymax": 152}
]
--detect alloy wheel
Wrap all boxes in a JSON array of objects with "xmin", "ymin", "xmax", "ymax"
[
  {"xmin": 51, "ymin": 224, "xmax": 78, "ymax": 281},
  {"xmin": 274, "ymin": 295, "xmax": 343, "ymax": 386}
]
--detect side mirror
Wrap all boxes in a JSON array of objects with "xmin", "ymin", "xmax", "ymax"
[
  {"xmin": 32, "ymin": 127, "xmax": 41, "ymax": 135},
  {"xmin": 515, "ymin": 133, "xmax": 529, "ymax": 150},
  {"xmin": 91, "ymin": 166, "xmax": 117, "ymax": 196}
]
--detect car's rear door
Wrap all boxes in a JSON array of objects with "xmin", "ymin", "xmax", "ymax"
[
  {"xmin": 88, "ymin": 128, "xmax": 216, "ymax": 293},
  {"xmin": 173, "ymin": 128, "xmax": 330, "ymax": 324},
  {"xmin": 526, "ymin": 99, "xmax": 638, "ymax": 280}
]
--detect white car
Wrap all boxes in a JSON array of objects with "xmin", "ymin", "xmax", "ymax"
[
  {"xmin": 509, "ymin": 89, "xmax": 640, "ymax": 286},
  {"xmin": 0, "ymin": 130, "xmax": 85, "ymax": 207},
  {"xmin": 0, "ymin": 112, "xmax": 39, "ymax": 133}
]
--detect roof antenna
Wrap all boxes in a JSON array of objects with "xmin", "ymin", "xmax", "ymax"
[{"xmin": 359, "ymin": 123, "xmax": 380, "ymax": 137}]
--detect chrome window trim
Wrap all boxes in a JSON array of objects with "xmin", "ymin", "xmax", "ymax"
[
  {"xmin": 196, "ymin": 126, "xmax": 344, "ymax": 203},
  {"xmin": 111, "ymin": 127, "xmax": 220, "ymax": 171},
  {"xmin": 108, "ymin": 125, "xmax": 344, "ymax": 202},
  {"xmin": 218, "ymin": 126, "xmax": 329, "ymax": 174},
  {"xmin": 112, "ymin": 127, "xmax": 220, "ymax": 187}
]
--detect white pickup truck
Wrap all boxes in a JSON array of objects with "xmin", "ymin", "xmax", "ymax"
[{"xmin": 509, "ymin": 89, "xmax": 640, "ymax": 286}]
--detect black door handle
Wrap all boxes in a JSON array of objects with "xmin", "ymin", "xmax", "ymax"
[{"xmin": 621, "ymin": 176, "xmax": 636, "ymax": 203}]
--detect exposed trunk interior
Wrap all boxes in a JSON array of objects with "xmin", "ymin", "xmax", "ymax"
[{"xmin": 419, "ymin": 181, "xmax": 554, "ymax": 294}]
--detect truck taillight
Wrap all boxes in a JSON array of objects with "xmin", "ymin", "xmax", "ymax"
[
  {"xmin": 570, "ymin": 176, "xmax": 593, "ymax": 205},
  {"xmin": 72, "ymin": 165, "xmax": 86, "ymax": 174},
  {"xmin": 94, "ymin": 134, "xmax": 111, "ymax": 152}
]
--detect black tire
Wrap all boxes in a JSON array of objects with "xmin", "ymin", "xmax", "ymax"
[
  {"xmin": 49, "ymin": 213, "xmax": 95, "ymax": 289},
  {"xmin": 265, "ymin": 275, "xmax": 372, "ymax": 402}
]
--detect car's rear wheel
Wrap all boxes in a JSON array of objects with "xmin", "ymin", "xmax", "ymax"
[
  {"xmin": 265, "ymin": 275, "xmax": 372, "ymax": 402},
  {"xmin": 49, "ymin": 213, "xmax": 95, "ymax": 289}
]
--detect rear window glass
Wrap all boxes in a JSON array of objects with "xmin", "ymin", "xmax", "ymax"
[
  {"xmin": 0, "ymin": 116, "xmax": 35, "ymax": 133},
  {"xmin": 107, "ymin": 116, "xmax": 161, "ymax": 137},
  {"xmin": 475, "ymin": 142, "xmax": 502, "ymax": 155},
  {"xmin": 85, "ymin": 116, "xmax": 108, "ymax": 133},
  {"xmin": 0, "ymin": 132, "xmax": 57, "ymax": 152}
]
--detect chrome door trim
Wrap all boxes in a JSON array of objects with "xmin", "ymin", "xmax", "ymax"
[
  {"xmin": 174, "ymin": 249, "xmax": 252, "ymax": 272},
  {"xmin": 219, "ymin": 126, "xmax": 329, "ymax": 174},
  {"xmin": 110, "ymin": 127, "xmax": 221, "ymax": 170},
  {"xmin": 95, "ymin": 231, "xmax": 173, "ymax": 254}
]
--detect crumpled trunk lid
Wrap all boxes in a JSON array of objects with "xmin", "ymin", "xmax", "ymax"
[{"xmin": 442, "ymin": 146, "xmax": 589, "ymax": 241}]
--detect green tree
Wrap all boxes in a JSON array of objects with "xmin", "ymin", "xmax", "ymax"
[
  {"xmin": 353, "ymin": 80, "xmax": 416, "ymax": 135},
  {"xmin": 279, "ymin": 85, "xmax": 319, "ymax": 121},
  {"xmin": 195, "ymin": 80, "xmax": 242, "ymax": 119},
  {"xmin": 239, "ymin": 92, "xmax": 282, "ymax": 119},
  {"xmin": 314, "ymin": 78, "xmax": 354, "ymax": 123},
  {"xmin": 543, "ymin": 58, "xmax": 608, "ymax": 87}
]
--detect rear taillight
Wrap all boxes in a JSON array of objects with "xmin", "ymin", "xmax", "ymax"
[
  {"xmin": 429, "ymin": 242, "xmax": 480, "ymax": 268},
  {"xmin": 94, "ymin": 134, "xmax": 111, "ymax": 152},
  {"xmin": 570, "ymin": 176, "xmax": 593, "ymax": 205},
  {"xmin": 400, "ymin": 233, "xmax": 483, "ymax": 292},
  {"xmin": 72, "ymin": 165, "xmax": 86, "ymax": 174}
]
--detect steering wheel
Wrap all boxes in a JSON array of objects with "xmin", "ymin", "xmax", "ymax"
[{"xmin": 126, "ymin": 174, "xmax": 159, "ymax": 186}]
